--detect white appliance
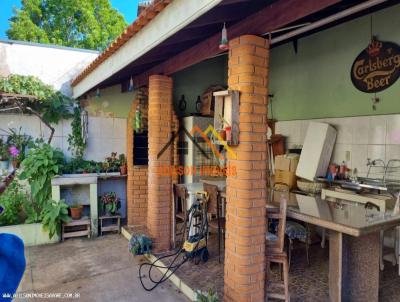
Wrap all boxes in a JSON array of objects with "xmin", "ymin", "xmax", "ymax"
[
  {"xmin": 296, "ymin": 122, "xmax": 337, "ymax": 181},
  {"xmin": 182, "ymin": 116, "xmax": 216, "ymax": 184}
]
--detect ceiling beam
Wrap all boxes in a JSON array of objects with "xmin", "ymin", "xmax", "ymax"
[{"xmin": 133, "ymin": 0, "xmax": 341, "ymax": 86}]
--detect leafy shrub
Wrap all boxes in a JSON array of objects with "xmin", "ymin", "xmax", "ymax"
[
  {"xmin": 0, "ymin": 181, "xmax": 29, "ymax": 226},
  {"xmin": 0, "ymin": 75, "xmax": 73, "ymax": 124},
  {"xmin": 19, "ymin": 143, "xmax": 63, "ymax": 208},
  {"xmin": 40, "ymin": 199, "xmax": 70, "ymax": 239},
  {"xmin": 196, "ymin": 289, "xmax": 220, "ymax": 302}
]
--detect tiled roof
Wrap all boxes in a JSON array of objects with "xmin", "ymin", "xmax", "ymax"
[{"xmin": 71, "ymin": 0, "xmax": 173, "ymax": 87}]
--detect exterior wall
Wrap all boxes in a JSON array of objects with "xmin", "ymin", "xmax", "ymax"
[
  {"xmin": 147, "ymin": 75, "xmax": 173, "ymax": 252},
  {"xmin": 172, "ymin": 55, "xmax": 227, "ymax": 116},
  {"xmin": 276, "ymin": 114, "xmax": 400, "ymax": 178},
  {"xmin": 0, "ymin": 40, "xmax": 98, "ymax": 97},
  {"xmin": 224, "ymin": 35, "xmax": 269, "ymax": 302},
  {"xmin": 127, "ymin": 88, "xmax": 149, "ymax": 226},
  {"xmin": 269, "ymin": 4, "xmax": 400, "ymax": 121},
  {"xmin": 80, "ymin": 84, "xmax": 135, "ymax": 118},
  {"xmin": 0, "ymin": 113, "xmax": 126, "ymax": 161}
]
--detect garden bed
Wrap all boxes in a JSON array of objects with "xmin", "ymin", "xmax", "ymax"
[{"xmin": 0, "ymin": 223, "xmax": 59, "ymax": 246}]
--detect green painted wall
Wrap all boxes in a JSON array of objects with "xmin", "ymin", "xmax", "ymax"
[
  {"xmin": 83, "ymin": 85, "xmax": 135, "ymax": 118},
  {"xmin": 172, "ymin": 55, "xmax": 228, "ymax": 116},
  {"xmin": 269, "ymin": 4, "xmax": 400, "ymax": 121}
]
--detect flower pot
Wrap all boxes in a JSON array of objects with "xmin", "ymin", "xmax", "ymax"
[
  {"xmin": 120, "ymin": 165, "xmax": 127, "ymax": 175},
  {"xmin": 70, "ymin": 206, "xmax": 83, "ymax": 220},
  {"xmin": 0, "ymin": 160, "xmax": 9, "ymax": 170}
]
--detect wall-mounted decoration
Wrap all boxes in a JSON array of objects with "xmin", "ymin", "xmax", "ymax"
[
  {"xmin": 219, "ymin": 23, "xmax": 229, "ymax": 51},
  {"xmin": 178, "ymin": 95, "xmax": 186, "ymax": 112},
  {"xmin": 200, "ymin": 85, "xmax": 226, "ymax": 116},
  {"xmin": 213, "ymin": 90, "xmax": 240, "ymax": 146},
  {"xmin": 351, "ymin": 37, "xmax": 400, "ymax": 93}
]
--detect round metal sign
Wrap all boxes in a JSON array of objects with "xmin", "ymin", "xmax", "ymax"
[{"xmin": 350, "ymin": 39, "xmax": 400, "ymax": 93}]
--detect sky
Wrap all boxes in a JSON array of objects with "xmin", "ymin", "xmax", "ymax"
[{"xmin": 0, "ymin": 0, "xmax": 139, "ymax": 40}]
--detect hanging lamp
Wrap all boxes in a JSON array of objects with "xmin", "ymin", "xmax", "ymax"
[
  {"xmin": 219, "ymin": 23, "xmax": 229, "ymax": 51},
  {"xmin": 128, "ymin": 76, "xmax": 135, "ymax": 92},
  {"xmin": 96, "ymin": 88, "xmax": 101, "ymax": 98}
]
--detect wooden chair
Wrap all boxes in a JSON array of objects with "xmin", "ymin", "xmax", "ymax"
[
  {"xmin": 266, "ymin": 187, "xmax": 289, "ymax": 301},
  {"xmin": 204, "ymin": 183, "xmax": 225, "ymax": 263},
  {"xmin": 173, "ymin": 184, "xmax": 188, "ymax": 247}
]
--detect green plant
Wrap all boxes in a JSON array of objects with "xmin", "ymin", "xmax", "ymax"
[
  {"xmin": 7, "ymin": 0, "xmax": 127, "ymax": 51},
  {"xmin": 105, "ymin": 152, "xmax": 120, "ymax": 172},
  {"xmin": 67, "ymin": 107, "xmax": 86, "ymax": 159},
  {"xmin": 0, "ymin": 138, "xmax": 9, "ymax": 161},
  {"xmin": 0, "ymin": 75, "xmax": 73, "ymax": 124},
  {"xmin": 119, "ymin": 154, "xmax": 126, "ymax": 166},
  {"xmin": 19, "ymin": 143, "xmax": 63, "ymax": 208},
  {"xmin": 100, "ymin": 192, "xmax": 121, "ymax": 215},
  {"xmin": 4, "ymin": 127, "xmax": 32, "ymax": 163},
  {"xmin": 40, "ymin": 199, "xmax": 71, "ymax": 239},
  {"xmin": 196, "ymin": 289, "xmax": 220, "ymax": 302},
  {"xmin": 0, "ymin": 181, "xmax": 29, "ymax": 226}
]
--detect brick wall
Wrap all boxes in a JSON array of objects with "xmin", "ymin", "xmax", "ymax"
[
  {"xmin": 147, "ymin": 75, "xmax": 173, "ymax": 252},
  {"xmin": 127, "ymin": 88, "xmax": 149, "ymax": 226},
  {"xmin": 224, "ymin": 35, "xmax": 270, "ymax": 302}
]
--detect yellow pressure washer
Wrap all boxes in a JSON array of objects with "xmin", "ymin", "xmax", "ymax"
[{"xmin": 139, "ymin": 190, "xmax": 210, "ymax": 291}]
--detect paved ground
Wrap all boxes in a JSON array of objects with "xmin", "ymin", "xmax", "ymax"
[
  {"xmin": 165, "ymin": 235, "xmax": 400, "ymax": 302},
  {"xmin": 17, "ymin": 235, "xmax": 188, "ymax": 302}
]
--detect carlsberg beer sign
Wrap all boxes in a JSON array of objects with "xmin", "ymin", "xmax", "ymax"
[{"xmin": 351, "ymin": 38, "xmax": 400, "ymax": 93}]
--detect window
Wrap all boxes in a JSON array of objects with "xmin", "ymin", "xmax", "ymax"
[{"xmin": 134, "ymin": 131, "xmax": 148, "ymax": 166}]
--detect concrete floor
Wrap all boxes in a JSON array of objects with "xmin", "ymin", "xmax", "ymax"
[{"xmin": 17, "ymin": 235, "xmax": 188, "ymax": 302}]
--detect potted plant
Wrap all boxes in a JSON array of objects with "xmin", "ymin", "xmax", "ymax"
[
  {"xmin": 9, "ymin": 145, "xmax": 20, "ymax": 168},
  {"xmin": 0, "ymin": 139, "xmax": 10, "ymax": 171},
  {"xmin": 119, "ymin": 154, "xmax": 127, "ymax": 175},
  {"xmin": 101, "ymin": 192, "xmax": 121, "ymax": 216},
  {"xmin": 70, "ymin": 204, "xmax": 83, "ymax": 220}
]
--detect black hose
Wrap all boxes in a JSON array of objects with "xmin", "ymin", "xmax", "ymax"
[{"xmin": 139, "ymin": 200, "xmax": 208, "ymax": 291}]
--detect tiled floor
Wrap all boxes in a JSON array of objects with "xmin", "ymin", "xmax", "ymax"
[{"xmin": 161, "ymin": 234, "xmax": 400, "ymax": 301}]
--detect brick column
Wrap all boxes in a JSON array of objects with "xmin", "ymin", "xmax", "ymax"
[
  {"xmin": 224, "ymin": 35, "xmax": 270, "ymax": 302},
  {"xmin": 126, "ymin": 88, "xmax": 148, "ymax": 226},
  {"xmin": 147, "ymin": 75, "xmax": 173, "ymax": 252}
]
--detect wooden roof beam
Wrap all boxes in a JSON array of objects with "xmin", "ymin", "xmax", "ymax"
[{"xmin": 132, "ymin": 0, "xmax": 341, "ymax": 87}]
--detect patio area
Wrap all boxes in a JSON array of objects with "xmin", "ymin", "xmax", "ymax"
[
  {"xmin": 16, "ymin": 235, "xmax": 188, "ymax": 302},
  {"xmin": 161, "ymin": 234, "xmax": 400, "ymax": 302}
]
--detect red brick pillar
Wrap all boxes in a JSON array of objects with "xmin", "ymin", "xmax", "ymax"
[
  {"xmin": 147, "ymin": 75, "xmax": 173, "ymax": 252},
  {"xmin": 126, "ymin": 88, "xmax": 148, "ymax": 227},
  {"xmin": 224, "ymin": 35, "xmax": 270, "ymax": 302}
]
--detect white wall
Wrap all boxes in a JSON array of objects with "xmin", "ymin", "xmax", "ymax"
[
  {"xmin": 0, "ymin": 40, "xmax": 98, "ymax": 97},
  {"xmin": 276, "ymin": 114, "xmax": 400, "ymax": 178},
  {"xmin": 0, "ymin": 114, "xmax": 126, "ymax": 162}
]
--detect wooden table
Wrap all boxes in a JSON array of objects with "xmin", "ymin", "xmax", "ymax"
[{"xmin": 267, "ymin": 193, "xmax": 400, "ymax": 302}]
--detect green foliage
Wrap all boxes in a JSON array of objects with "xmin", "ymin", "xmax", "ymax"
[
  {"xmin": 119, "ymin": 153, "xmax": 126, "ymax": 165},
  {"xmin": 19, "ymin": 143, "xmax": 63, "ymax": 207},
  {"xmin": 0, "ymin": 181, "xmax": 30, "ymax": 226},
  {"xmin": 40, "ymin": 199, "xmax": 70, "ymax": 239},
  {"xmin": 5, "ymin": 127, "xmax": 33, "ymax": 163},
  {"xmin": 100, "ymin": 191, "xmax": 121, "ymax": 215},
  {"xmin": 0, "ymin": 75, "xmax": 73, "ymax": 124},
  {"xmin": 196, "ymin": 289, "xmax": 220, "ymax": 302},
  {"xmin": 7, "ymin": 0, "xmax": 127, "ymax": 51},
  {"xmin": 67, "ymin": 107, "xmax": 86, "ymax": 159},
  {"xmin": 62, "ymin": 158, "xmax": 102, "ymax": 174},
  {"xmin": 0, "ymin": 138, "xmax": 9, "ymax": 161}
]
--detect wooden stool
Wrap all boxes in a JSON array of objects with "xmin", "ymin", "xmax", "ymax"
[
  {"xmin": 266, "ymin": 184, "xmax": 289, "ymax": 301},
  {"xmin": 62, "ymin": 218, "xmax": 91, "ymax": 241},
  {"xmin": 99, "ymin": 215, "xmax": 121, "ymax": 236}
]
